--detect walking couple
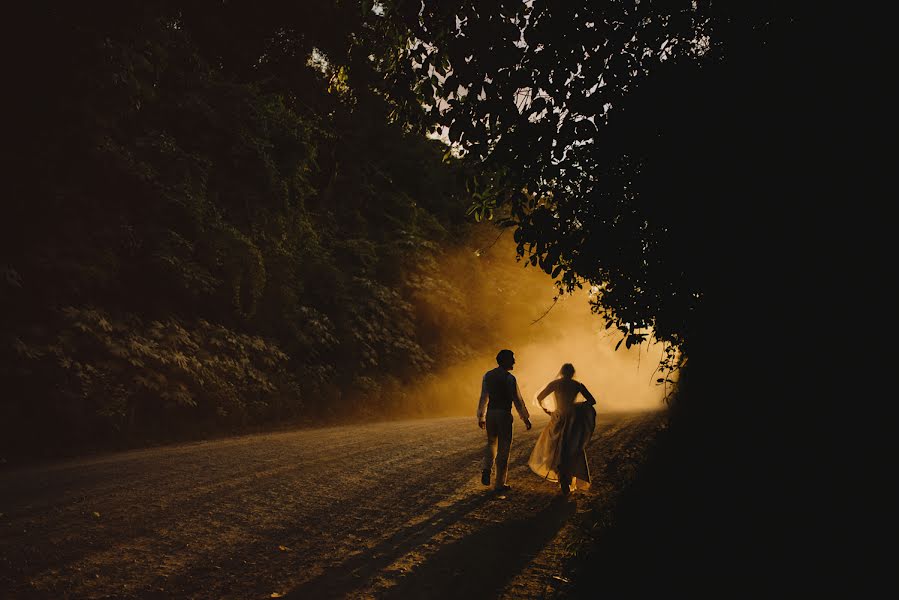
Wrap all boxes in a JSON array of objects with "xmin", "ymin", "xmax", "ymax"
[{"xmin": 478, "ymin": 349, "xmax": 597, "ymax": 495}]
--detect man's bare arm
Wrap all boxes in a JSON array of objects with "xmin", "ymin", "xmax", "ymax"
[
  {"xmin": 511, "ymin": 376, "xmax": 531, "ymax": 429},
  {"xmin": 477, "ymin": 373, "xmax": 488, "ymax": 428}
]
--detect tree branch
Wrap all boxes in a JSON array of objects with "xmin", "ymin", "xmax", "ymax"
[{"xmin": 530, "ymin": 297, "xmax": 558, "ymax": 325}]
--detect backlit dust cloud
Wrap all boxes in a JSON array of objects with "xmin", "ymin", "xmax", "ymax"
[{"xmin": 415, "ymin": 229, "xmax": 672, "ymax": 418}]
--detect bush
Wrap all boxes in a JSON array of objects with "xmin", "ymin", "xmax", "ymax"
[{"xmin": 1, "ymin": 307, "xmax": 300, "ymax": 455}]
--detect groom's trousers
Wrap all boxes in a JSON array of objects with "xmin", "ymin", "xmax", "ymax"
[{"xmin": 483, "ymin": 409, "xmax": 514, "ymax": 487}]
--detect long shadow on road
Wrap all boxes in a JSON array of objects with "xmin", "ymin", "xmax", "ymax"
[
  {"xmin": 285, "ymin": 493, "xmax": 575, "ymax": 599},
  {"xmin": 284, "ymin": 491, "xmax": 493, "ymax": 599},
  {"xmin": 383, "ymin": 495, "xmax": 576, "ymax": 600}
]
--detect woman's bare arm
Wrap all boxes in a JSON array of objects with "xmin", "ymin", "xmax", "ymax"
[
  {"xmin": 580, "ymin": 383, "xmax": 597, "ymax": 406},
  {"xmin": 537, "ymin": 381, "xmax": 555, "ymax": 414}
]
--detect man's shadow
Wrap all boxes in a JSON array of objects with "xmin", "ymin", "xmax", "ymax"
[
  {"xmin": 285, "ymin": 493, "xmax": 575, "ymax": 600},
  {"xmin": 284, "ymin": 491, "xmax": 493, "ymax": 599},
  {"xmin": 383, "ymin": 495, "xmax": 576, "ymax": 599}
]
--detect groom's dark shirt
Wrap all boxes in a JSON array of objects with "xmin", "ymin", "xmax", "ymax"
[
  {"xmin": 477, "ymin": 368, "xmax": 530, "ymax": 420},
  {"xmin": 484, "ymin": 368, "xmax": 516, "ymax": 411}
]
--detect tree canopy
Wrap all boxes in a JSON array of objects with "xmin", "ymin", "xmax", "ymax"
[{"xmin": 385, "ymin": 1, "xmax": 806, "ymax": 364}]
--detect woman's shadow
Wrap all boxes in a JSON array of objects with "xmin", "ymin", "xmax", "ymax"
[{"xmin": 383, "ymin": 495, "xmax": 576, "ymax": 599}]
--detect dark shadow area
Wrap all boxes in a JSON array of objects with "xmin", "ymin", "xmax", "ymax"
[
  {"xmin": 284, "ymin": 491, "xmax": 493, "ymax": 599},
  {"xmin": 380, "ymin": 496, "xmax": 576, "ymax": 599},
  {"xmin": 559, "ymin": 8, "xmax": 866, "ymax": 597},
  {"xmin": 0, "ymin": 440, "xmax": 488, "ymax": 598},
  {"xmin": 153, "ymin": 445, "xmax": 488, "ymax": 598}
]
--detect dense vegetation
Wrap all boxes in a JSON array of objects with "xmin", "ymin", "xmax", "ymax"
[
  {"xmin": 397, "ymin": 1, "xmax": 813, "ymax": 361},
  {"xmin": 1, "ymin": 2, "xmax": 535, "ymax": 456}
]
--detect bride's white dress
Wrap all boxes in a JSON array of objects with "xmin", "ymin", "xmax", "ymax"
[{"xmin": 528, "ymin": 378, "xmax": 597, "ymax": 490}]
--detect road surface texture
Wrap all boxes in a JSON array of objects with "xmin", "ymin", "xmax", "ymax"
[{"xmin": 0, "ymin": 411, "xmax": 663, "ymax": 599}]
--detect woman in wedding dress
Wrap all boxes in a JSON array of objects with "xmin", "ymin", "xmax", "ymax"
[{"xmin": 528, "ymin": 363, "xmax": 597, "ymax": 495}]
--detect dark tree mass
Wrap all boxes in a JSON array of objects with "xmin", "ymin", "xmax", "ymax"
[
  {"xmin": 2, "ymin": 2, "xmax": 524, "ymax": 453},
  {"xmin": 402, "ymin": 1, "xmax": 818, "ymax": 357},
  {"xmin": 2, "ymin": 1, "xmax": 866, "ymax": 596}
]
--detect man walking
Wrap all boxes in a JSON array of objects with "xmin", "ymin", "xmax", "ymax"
[{"xmin": 478, "ymin": 349, "xmax": 532, "ymax": 491}]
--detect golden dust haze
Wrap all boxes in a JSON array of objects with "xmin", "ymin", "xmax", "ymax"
[{"xmin": 413, "ymin": 228, "xmax": 671, "ymax": 418}]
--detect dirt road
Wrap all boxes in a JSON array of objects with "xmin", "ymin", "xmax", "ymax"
[{"xmin": 0, "ymin": 411, "xmax": 663, "ymax": 599}]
